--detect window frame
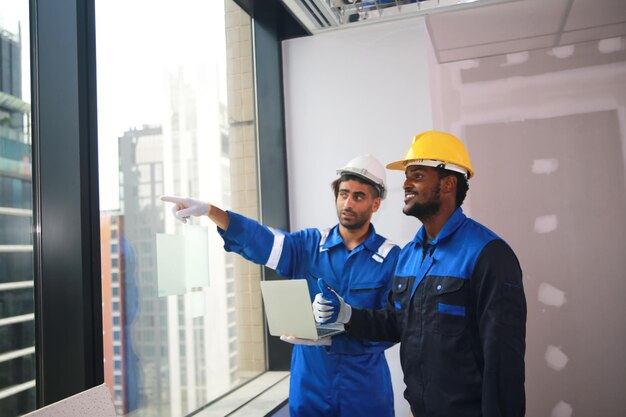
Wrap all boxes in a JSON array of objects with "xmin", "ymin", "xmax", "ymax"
[
  {"xmin": 30, "ymin": 0, "xmax": 103, "ymax": 407},
  {"xmin": 30, "ymin": 0, "xmax": 306, "ymax": 409}
]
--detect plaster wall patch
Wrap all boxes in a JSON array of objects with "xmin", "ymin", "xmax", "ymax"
[
  {"xmin": 538, "ymin": 282, "xmax": 566, "ymax": 307},
  {"xmin": 534, "ymin": 215, "xmax": 558, "ymax": 234},
  {"xmin": 531, "ymin": 158, "xmax": 558, "ymax": 175},
  {"xmin": 545, "ymin": 345, "xmax": 569, "ymax": 371},
  {"xmin": 551, "ymin": 400, "xmax": 573, "ymax": 417}
]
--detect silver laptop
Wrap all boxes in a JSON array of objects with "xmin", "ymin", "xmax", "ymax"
[{"xmin": 260, "ymin": 279, "xmax": 345, "ymax": 340}]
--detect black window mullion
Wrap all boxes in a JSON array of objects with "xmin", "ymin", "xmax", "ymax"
[
  {"xmin": 30, "ymin": 0, "xmax": 102, "ymax": 407},
  {"xmin": 249, "ymin": 0, "xmax": 307, "ymax": 371}
]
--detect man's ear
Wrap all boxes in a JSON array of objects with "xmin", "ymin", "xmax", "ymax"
[
  {"xmin": 372, "ymin": 196, "xmax": 382, "ymax": 213},
  {"xmin": 441, "ymin": 175, "xmax": 457, "ymax": 195}
]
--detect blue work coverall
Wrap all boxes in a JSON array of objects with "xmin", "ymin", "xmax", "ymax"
[
  {"xmin": 218, "ymin": 211, "xmax": 400, "ymax": 417},
  {"xmin": 347, "ymin": 208, "xmax": 527, "ymax": 417}
]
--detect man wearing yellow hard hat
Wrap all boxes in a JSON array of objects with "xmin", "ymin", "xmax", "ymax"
[{"xmin": 314, "ymin": 130, "xmax": 527, "ymax": 417}]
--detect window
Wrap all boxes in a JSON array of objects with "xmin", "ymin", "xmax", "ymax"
[
  {"xmin": 0, "ymin": 2, "xmax": 35, "ymax": 415},
  {"xmin": 18, "ymin": 0, "xmax": 299, "ymax": 412},
  {"xmin": 96, "ymin": 1, "xmax": 264, "ymax": 415}
]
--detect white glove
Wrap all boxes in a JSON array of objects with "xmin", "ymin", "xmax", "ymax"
[
  {"xmin": 280, "ymin": 335, "xmax": 332, "ymax": 346},
  {"xmin": 313, "ymin": 279, "xmax": 352, "ymax": 324},
  {"xmin": 160, "ymin": 195, "xmax": 211, "ymax": 224}
]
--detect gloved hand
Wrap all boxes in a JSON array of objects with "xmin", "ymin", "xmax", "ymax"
[
  {"xmin": 313, "ymin": 278, "xmax": 352, "ymax": 324},
  {"xmin": 280, "ymin": 335, "xmax": 332, "ymax": 346},
  {"xmin": 160, "ymin": 195, "xmax": 211, "ymax": 224}
]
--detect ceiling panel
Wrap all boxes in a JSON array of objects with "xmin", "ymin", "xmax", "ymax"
[
  {"xmin": 427, "ymin": 0, "xmax": 626, "ymax": 63},
  {"xmin": 565, "ymin": 0, "xmax": 626, "ymax": 30},
  {"xmin": 426, "ymin": 0, "xmax": 569, "ymax": 51},
  {"xmin": 438, "ymin": 34, "xmax": 556, "ymax": 62},
  {"xmin": 560, "ymin": 22, "xmax": 626, "ymax": 45}
]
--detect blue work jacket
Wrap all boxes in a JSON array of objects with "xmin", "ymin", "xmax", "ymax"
[
  {"xmin": 218, "ymin": 211, "xmax": 400, "ymax": 417},
  {"xmin": 348, "ymin": 208, "xmax": 527, "ymax": 417}
]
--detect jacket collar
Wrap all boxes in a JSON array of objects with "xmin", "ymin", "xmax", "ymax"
[
  {"xmin": 412, "ymin": 207, "xmax": 466, "ymax": 246},
  {"xmin": 322, "ymin": 223, "xmax": 379, "ymax": 252}
]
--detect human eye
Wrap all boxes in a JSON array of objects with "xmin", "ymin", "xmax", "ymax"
[{"xmin": 410, "ymin": 170, "xmax": 424, "ymax": 180}]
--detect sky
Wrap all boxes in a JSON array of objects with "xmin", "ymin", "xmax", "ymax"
[
  {"xmin": 95, "ymin": 0, "xmax": 226, "ymax": 210},
  {"xmin": 2, "ymin": 0, "xmax": 229, "ymax": 211}
]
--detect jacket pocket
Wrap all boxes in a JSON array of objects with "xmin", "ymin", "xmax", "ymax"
[
  {"xmin": 431, "ymin": 276, "xmax": 468, "ymax": 335},
  {"xmin": 391, "ymin": 276, "xmax": 410, "ymax": 311},
  {"xmin": 348, "ymin": 282, "xmax": 387, "ymax": 309}
]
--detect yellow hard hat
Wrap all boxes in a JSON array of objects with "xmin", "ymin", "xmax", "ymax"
[{"xmin": 386, "ymin": 130, "xmax": 474, "ymax": 178}]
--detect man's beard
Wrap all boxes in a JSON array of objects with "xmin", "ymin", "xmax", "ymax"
[
  {"xmin": 338, "ymin": 209, "xmax": 369, "ymax": 230},
  {"xmin": 403, "ymin": 185, "xmax": 441, "ymax": 222}
]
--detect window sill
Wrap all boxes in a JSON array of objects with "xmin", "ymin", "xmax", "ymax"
[{"xmin": 193, "ymin": 371, "xmax": 289, "ymax": 417}]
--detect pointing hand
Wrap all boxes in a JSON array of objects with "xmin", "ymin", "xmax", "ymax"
[{"xmin": 160, "ymin": 195, "xmax": 211, "ymax": 224}]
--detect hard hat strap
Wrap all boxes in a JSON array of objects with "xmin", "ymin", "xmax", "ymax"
[{"xmin": 405, "ymin": 159, "xmax": 469, "ymax": 178}]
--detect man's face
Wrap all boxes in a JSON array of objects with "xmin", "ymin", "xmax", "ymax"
[
  {"xmin": 335, "ymin": 179, "xmax": 381, "ymax": 230},
  {"xmin": 402, "ymin": 165, "xmax": 442, "ymax": 221}
]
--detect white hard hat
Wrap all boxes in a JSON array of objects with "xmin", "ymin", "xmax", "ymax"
[{"xmin": 336, "ymin": 154, "xmax": 387, "ymax": 199}]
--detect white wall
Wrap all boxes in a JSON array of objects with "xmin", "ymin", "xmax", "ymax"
[
  {"xmin": 282, "ymin": 18, "xmax": 434, "ymax": 417},
  {"xmin": 282, "ymin": 18, "xmax": 433, "ymax": 246}
]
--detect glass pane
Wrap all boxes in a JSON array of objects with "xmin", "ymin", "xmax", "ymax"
[
  {"xmin": 95, "ymin": 1, "xmax": 263, "ymax": 416},
  {"xmin": 0, "ymin": 2, "xmax": 36, "ymax": 416}
]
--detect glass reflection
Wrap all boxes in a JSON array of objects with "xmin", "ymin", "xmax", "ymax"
[
  {"xmin": 96, "ymin": 1, "xmax": 263, "ymax": 416},
  {"xmin": 0, "ymin": 2, "xmax": 36, "ymax": 416}
]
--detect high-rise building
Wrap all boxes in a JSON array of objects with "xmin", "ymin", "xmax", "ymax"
[
  {"xmin": 112, "ymin": 109, "xmax": 239, "ymax": 416},
  {"xmin": 98, "ymin": 4, "xmax": 262, "ymax": 415},
  {"xmin": 101, "ymin": 211, "xmax": 127, "ymax": 415},
  {"xmin": 0, "ymin": 23, "xmax": 35, "ymax": 416},
  {"xmin": 117, "ymin": 125, "xmax": 168, "ymax": 417},
  {"xmin": 163, "ymin": 68, "xmax": 237, "ymax": 414}
]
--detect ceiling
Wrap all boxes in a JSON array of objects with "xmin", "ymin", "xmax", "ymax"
[
  {"xmin": 427, "ymin": 0, "xmax": 626, "ymax": 62},
  {"xmin": 280, "ymin": 0, "xmax": 626, "ymax": 63}
]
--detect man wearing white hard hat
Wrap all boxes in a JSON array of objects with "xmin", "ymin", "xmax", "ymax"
[
  {"xmin": 161, "ymin": 154, "xmax": 399, "ymax": 417},
  {"xmin": 314, "ymin": 131, "xmax": 527, "ymax": 417}
]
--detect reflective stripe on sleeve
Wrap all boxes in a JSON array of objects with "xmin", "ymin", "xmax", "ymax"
[
  {"xmin": 318, "ymin": 228, "xmax": 331, "ymax": 252},
  {"xmin": 376, "ymin": 239, "xmax": 396, "ymax": 259},
  {"xmin": 372, "ymin": 239, "xmax": 396, "ymax": 262},
  {"xmin": 266, "ymin": 227, "xmax": 285, "ymax": 270}
]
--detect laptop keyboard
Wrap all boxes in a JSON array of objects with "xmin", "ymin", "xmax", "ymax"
[{"xmin": 316, "ymin": 327, "xmax": 339, "ymax": 337}]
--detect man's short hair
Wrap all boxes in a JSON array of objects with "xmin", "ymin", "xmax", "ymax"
[
  {"xmin": 331, "ymin": 174, "xmax": 381, "ymax": 200},
  {"xmin": 435, "ymin": 168, "xmax": 469, "ymax": 208}
]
